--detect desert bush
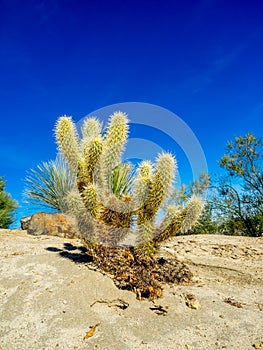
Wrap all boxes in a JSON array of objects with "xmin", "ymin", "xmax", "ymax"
[{"xmin": 0, "ymin": 176, "xmax": 17, "ymax": 228}]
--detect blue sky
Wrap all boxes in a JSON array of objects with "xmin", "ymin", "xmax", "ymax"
[{"xmin": 1, "ymin": 0, "xmax": 263, "ymax": 226}]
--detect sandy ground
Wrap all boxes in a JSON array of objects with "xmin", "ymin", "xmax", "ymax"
[{"xmin": 0, "ymin": 229, "xmax": 262, "ymax": 350}]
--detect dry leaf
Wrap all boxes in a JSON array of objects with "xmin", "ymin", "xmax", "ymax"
[{"xmin": 83, "ymin": 323, "xmax": 100, "ymax": 341}]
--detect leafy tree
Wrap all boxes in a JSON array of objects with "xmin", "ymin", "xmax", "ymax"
[
  {"xmin": 214, "ymin": 133, "xmax": 263, "ymax": 237},
  {"xmin": 0, "ymin": 176, "xmax": 17, "ymax": 228}
]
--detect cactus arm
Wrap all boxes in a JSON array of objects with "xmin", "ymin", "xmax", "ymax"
[
  {"xmin": 55, "ymin": 116, "xmax": 80, "ymax": 171},
  {"xmin": 99, "ymin": 111, "xmax": 129, "ymax": 188},
  {"xmin": 81, "ymin": 117, "xmax": 102, "ymax": 142},
  {"xmin": 82, "ymin": 136, "xmax": 104, "ymax": 184},
  {"xmin": 154, "ymin": 196, "xmax": 204, "ymax": 243},
  {"xmin": 137, "ymin": 153, "xmax": 176, "ymax": 224},
  {"xmin": 180, "ymin": 196, "xmax": 204, "ymax": 233}
]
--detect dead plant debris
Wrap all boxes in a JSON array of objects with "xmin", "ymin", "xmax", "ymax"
[
  {"xmin": 90, "ymin": 298, "xmax": 129, "ymax": 310},
  {"xmin": 83, "ymin": 323, "xmax": 100, "ymax": 341},
  {"xmin": 224, "ymin": 297, "xmax": 243, "ymax": 308},
  {"xmin": 149, "ymin": 304, "xmax": 168, "ymax": 315},
  {"xmin": 85, "ymin": 244, "xmax": 193, "ymax": 299},
  {"xmin": 183, "ymin": 293, "xmax": 201, "ymax": 310}
]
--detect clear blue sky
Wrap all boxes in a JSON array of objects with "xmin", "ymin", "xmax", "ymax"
[{"xmin": 1, "ymin": 0, "xmax": 263, "ymax": 225}]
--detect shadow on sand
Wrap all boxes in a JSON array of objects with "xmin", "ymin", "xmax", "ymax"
[{"xmin": 46, "ymin": 243, "xmax": 92, "ymax": 264}]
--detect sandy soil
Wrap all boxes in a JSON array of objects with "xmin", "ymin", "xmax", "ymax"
[{"xmin": 0, "ymin": 229, "xmax": 262, "ymax": 350}]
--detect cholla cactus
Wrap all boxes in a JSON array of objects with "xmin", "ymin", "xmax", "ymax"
[
  {"xmin": 54, "ymin": 111, "xmax": 204, "ymax": 257},
  {"xmin": 154, "ymin": 196, "xmax": 204, "ymax": 243}
]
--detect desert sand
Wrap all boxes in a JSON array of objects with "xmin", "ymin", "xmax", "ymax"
[{"xmin": 0, "ymin": 229, "xmax": 262, "ymax": 350}]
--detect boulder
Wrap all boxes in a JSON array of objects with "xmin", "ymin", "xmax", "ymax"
[
  {"xmin": 20, "ymin": 215, "xmax": 32, "ymax": 230},
  {"xmin": 20, "ymin": 212, "xmax": 79, "ymax": 238}
]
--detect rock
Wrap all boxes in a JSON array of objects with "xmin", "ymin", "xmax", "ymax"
[
  {"xmin": 21, "ymin": 212, "xmax": 79, "ymax": 238},
  {"xmin": 183, "ymin": 293, "xmax": 201, "ymax": 310},
  {"xmin": 20, "ymin": 215, "xmax": 32, "ymax": 230}
]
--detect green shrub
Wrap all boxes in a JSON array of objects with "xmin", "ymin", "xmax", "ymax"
[
  {"xmin": 0, "ymin": 176, "xmax": 17, "ymax": 228},
  {"xmin": 24, "ymin": 156, "xmax": 77, "ymax": 211}
]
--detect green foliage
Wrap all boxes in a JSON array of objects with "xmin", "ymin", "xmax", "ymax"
[
  {"xmin": 0, "ymin": 176, "xmax": 17, "ymax": 228},
  {"xmin": 109, "ymin": 163, "xmax": 133, "ymax": 199},
  {"xmin": 189, "ymin": 204, "xmax": 218, "ymax": 235},
  {"xmin": 214, "ymin": 132, "xmax": 263, "ymax": 237},
  {"xmin": 54, "ymin": 111, "xmax": 204, "ymax": 256},
  {"xmin": 166, "ymin": 172, "xmax": 210, "ymax": 207},
  {"xmin": 24, "ymin": 157, "xmax": 77, "ymax": 211}
]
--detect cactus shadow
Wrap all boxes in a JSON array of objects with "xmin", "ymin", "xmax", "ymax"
[{"xmin": 46, "ymin": 243, "xmax": 92, "ymax": 264}]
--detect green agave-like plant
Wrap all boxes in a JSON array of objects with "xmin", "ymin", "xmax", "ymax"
[
  {"xmin": 54, "ymin": 111, "xmax": 204, "ymax": 257},
  {"xmin": 24, "ymin": 156, "xmax": 77, "ymax": 211}
]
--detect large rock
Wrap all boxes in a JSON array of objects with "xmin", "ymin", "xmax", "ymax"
[
  {"xmin": 20, "ymin": 215, "xmax": 32, "ymax": 230},
  {"xmin": 20, "ymin": 212, "xmax": 79, "ymax": 238}
]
